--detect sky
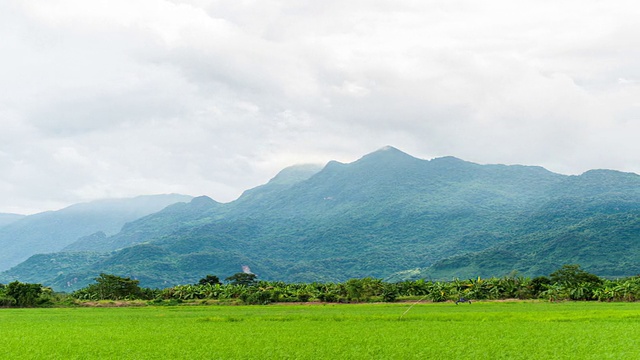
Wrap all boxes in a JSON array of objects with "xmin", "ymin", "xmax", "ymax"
[{"xmin": 1, "ymin": 0, "xmax": 639, "ymax": 214}]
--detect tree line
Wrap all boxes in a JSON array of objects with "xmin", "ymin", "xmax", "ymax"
[{"xmin": 2, "ymin": 265, "xmax": 639, "ymax": 307}]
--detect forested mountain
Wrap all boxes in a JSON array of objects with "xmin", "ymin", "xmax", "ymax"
[
  {"xmin": 0, "ymin": 194, "xmax": 193, "ymax": 271},
  {"xmin": 1, "ymin": 147, "xmax": 638, "ymax": 291},
  {"xmin": 62, "ymin": 195, "xmax": 221, "ymax": 253},
  {"xmin": 393, "ymin": 171, "xmax": 640, "ymax": 281},
  {"xmin": 0, "ymin": 213, "xmax": 25, "ymax": 228}
]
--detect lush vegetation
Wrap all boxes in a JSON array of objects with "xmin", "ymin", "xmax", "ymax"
[
  {"xmin": 4, "ymin": 265, "xmax": 639, "ymax": 308},
  {"xmin": 1, "ymin": 147, "xmax": 639, "ymax": 291},
  {"xmin": 147, "ymin": 267, "xmax": 640, "ymax": 305},
  {"xmin": 0, "ymin": 281, "xmax": 57, "ymax": 307},
  {"xmin": 1, "ymin": 302, "xmax": 639, "ymax": 359}
]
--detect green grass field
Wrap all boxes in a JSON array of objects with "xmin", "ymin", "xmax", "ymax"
[{"xmin": 1, "ymin": 301, "xmax": 639, "ymax": 359}]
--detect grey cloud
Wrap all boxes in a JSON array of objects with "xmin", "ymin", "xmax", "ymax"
[
  {"xmin": 1, "ymin": 0, "xmax": 640, "ymax": 213},
  {"xmin": 27, "ymin": 86, "xmax": 190, "ymax": 136}
]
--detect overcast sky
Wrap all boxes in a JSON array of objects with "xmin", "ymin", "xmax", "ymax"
[{"xmin": 1, "ymin": 0, "xmax": 639, "ymax": 214}]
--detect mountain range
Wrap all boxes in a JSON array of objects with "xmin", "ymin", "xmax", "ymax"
[
  {"xmin": 1, "ymin": 146, "xmax": 638, "ymax": 291},
  {"xmin": 0, "ymin": 194, "xmax": 193, "ymax": 271}
]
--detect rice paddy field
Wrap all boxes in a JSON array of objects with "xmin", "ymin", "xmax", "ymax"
[{"xmin": 1, "ymin": 301, "xmax": 639, "ymax": 359}]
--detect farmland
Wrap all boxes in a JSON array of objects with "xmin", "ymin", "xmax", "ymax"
[{"xmin": 1, "ymin": 301, "xmax": 639, "ymax": 359}]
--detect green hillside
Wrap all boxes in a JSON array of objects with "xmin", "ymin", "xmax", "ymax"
[
  {"xmin": 0, "ymin": 194, "xmax": 192, "ymax": 271},
  {"xmin": 405, "ymin": 197, "xmax": 640, "ymax": 281},
  {"xmin": 63, "ymin": 195, "xmax": 221, "ymax": 253},
  {"xmin": 1, "ymin": 147, "xmax": 638, "ymax": 291}
]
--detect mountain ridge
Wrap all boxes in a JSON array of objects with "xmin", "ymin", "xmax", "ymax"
[
  {"xmin": 0, "ymin": 194, "xmax": 193, "ymax": 271},
  {"xmin": 1, "ymin": 148, "xmax": 638, "ymax": 290}
]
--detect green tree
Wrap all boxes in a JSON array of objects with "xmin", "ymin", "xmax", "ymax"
[
  {"xmin": 550, "ymin": 265, "xmax": 602, "ymax": 287},
  {"xmin": 6, "ymin": 281, "xmax": 44, "ymax": 307},
  {"xmin": 225, "ymin": 273, "xmax": 257, "ymax": 286},
  {"xmin": 0, "ymin": 283, "xmax": 17, "ymax": 307},
  {"xmin": 198, "ymin": 275, "xmax": 221, "ymax": 286},
  {"xmin": 74, "ymin": 273, "xmax": 144, "ymax": 300}
]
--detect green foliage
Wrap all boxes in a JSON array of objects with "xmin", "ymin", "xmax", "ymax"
[
  {"xmin": 6, "ymin": 281, "xmax": 43, "ymax": 307},
  {"xmin": 0, "ymin": 283, "xmax": 17, "ymax": 307},
  {"xmin": 381, "ymin": 282, "xmax": 399, "ymax": 302},
  {"xmin": 225, "ymin": 273, "xmax": 257, "ymax": 287},
  {"xmin": 198, "ymin": 274, "xmax": 221, "ymax": 286},
  {"xmin": 530, "ymin": 276, "xmax": 551, "ymax": 297},
  {"xmin": 73, "ymin": 273, "xmax": 148, "ymax": 301},
  {"xmin": 550, "ymin": 264, "xmax": 602, "ymax": 286},
  {"xmin": 7, "ymin": 264, "xmax": 640, "ymax": 306},
  {"xmin": 123, "ymin": 265, "xmax": 640, "ymax": 305},
  {"xmin": 340, "ymin": 278, "xmax": 384, "ymax": 302},
  {"xmin": 0, "ymin": 281, "xmax": 52, "ymax": 307}
]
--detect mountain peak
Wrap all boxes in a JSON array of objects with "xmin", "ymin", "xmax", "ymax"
[
  {"xmin": 189, "ymin": 196, "xmax": 219, "ymax": 206},
  {"xmin": 374, "ymin": 145, "xmax": 407, "ymax": 155},
  {"xmin": 378, "ymin": 145, "xmax": 400, "ymax": 152},
  {"xmin": 356, "ymin": 146, "xmax": 419, "ymax": 165}
]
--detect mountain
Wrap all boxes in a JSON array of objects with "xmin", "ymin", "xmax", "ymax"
[
  {"xmin": 70, "ymin": 164, "xmax": 325, "ymax": 254},
  {"xmin": 392, "ymin": 169, "xmax": 640, "ymax": 280},
  {"xmin": 1, "ymin": 147, "xmax": 638, "ymax": 291},
  {"xmin": 62, "ymin": 195, "xmax": 220, "ymax": 253},
  {"xmin": 0, "ymin": 194, "xmax": 193, "ymax": 271},
  {"xmin": 0, "ymin": 213, "xmax": 25, "ymax": 228}
]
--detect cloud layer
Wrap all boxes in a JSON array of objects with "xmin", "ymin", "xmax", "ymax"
[{"xmin": 1, "ymin": 0, "xmax": 639, "ymax": 213}]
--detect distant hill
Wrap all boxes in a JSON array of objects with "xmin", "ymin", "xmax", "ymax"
[
  {"xmin": 1, "ymin": 147, "xmax": 638, "ymax": 291},
  {"xmin": 0, "ymin": 213, "xmax": 25, "ymax": 228},
  {"xmin": 0, "ymin": 194, "xmax": 192, "ymax": 271},
  {"xmin": 62, "ymin": 195, "xmax": 220, "ymax": 253}
]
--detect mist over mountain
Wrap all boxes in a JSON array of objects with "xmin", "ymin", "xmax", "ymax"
[
  {"xmin": 0, "ymin": 213, "xmax": 25, "ymax": 228},
  {"xmin": 0, "ymin": 194, "xmax": 193, "ymax": 271},
  {"xmin": 1, "ymin": 147, "xmax": 638, "ymax": 291}
]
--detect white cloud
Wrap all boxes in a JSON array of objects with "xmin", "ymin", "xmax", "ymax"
[{"xmin": 1, "ymin": 0, "xmax": 640, "ymax": 213}]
